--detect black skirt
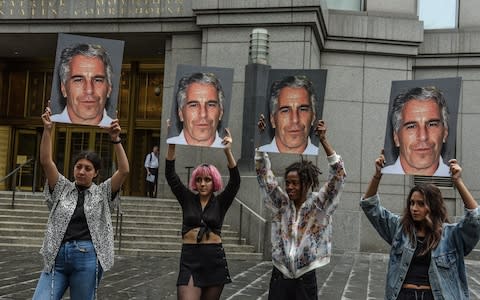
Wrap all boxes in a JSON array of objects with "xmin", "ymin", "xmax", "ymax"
[{"xmin": 177, "ymin": 243, "xmax": 231, "ymax": 287}]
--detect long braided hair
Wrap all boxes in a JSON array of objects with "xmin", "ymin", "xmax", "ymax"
[{"xmin": 284, "ymin": 158, "xmax": 322, "ymax": 192}]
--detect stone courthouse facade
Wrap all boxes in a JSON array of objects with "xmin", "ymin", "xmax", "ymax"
[{"xmin": 1, "ymin": 0, "xmax": 480, "ymax": 254}]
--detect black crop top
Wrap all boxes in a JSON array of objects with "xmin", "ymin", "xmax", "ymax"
[
  {"xmin": 404, "ymin": 237, "xmax": 431, "ymax": 286},
  {"xmin": 165, "ymin": 159, "xmax": 240, "ymax": 241}
]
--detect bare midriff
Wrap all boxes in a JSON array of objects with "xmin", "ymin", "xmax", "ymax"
[
  {"xmin": 402, "ymin": 283, "xmax": 431, "ymax": 290},
  {"xmin": 182, "ymin": 227, "xmax": 222, "ymax": 244}
]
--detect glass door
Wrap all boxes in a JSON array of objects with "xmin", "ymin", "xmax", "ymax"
[
  {"xmin": 13, "ymin": 129, "xmax": 37, "ymax": 191},
  {"xmin": 55, "ymin": 128, "xmax": 113, "ymax": 184}
]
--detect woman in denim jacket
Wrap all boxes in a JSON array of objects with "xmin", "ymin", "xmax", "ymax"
[{"xmin": 360, "ymin": 151, "xmax": 480, "ymax": 300}]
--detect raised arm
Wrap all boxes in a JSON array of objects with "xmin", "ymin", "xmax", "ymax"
[
  {"xmin": 314, "ymin": 120, "xmax": 346, "ymax": 211},
  {"xmin": 222, "ymin": 128, "xmax": 236, "ymax": 168},
  {"xmin": 166, "ymin": 144, "xmax": 176, "ymax": 161},
  {"xmin": 364, "ymin": 151, "xmax": 385, "ymax": 199},
  {"xmin": 450, "ymin": 159, "xmax": 478, "ymax": 210},
  {"xmin": 40, "ymin": 107, "xmax": 59, "ymax": 190},
  {"xmin": 316, "ymin": 120, "xmax": 334, "ymax": 157},
  {"xmin": 108, "ymin": 120, "xmax": 130, "ymax": 193}
]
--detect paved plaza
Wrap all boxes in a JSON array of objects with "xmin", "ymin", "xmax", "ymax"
[{"xmin": 1, "ymin": 249, "xmax": 480, "ymax": 299}]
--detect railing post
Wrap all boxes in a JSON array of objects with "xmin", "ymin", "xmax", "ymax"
[
  {"xmin": 238, "ymin": 205, "xmax": 243, "ymax": 244},
  {"xmin": 115, "ymin": 209, "xmax": 119, "ymax": 241},
  {"xmin": 11, "ymin": 172, "xmax": 17, "ymax": 209},
  {"xmin": 263, "ymin": 220, "xmax": 270, "ymax": 260},
  {"xmin": 185, "ymin": 166, "xmax": 194, "ymax": 184},
  {"xmin": 32, "ymin": 159, "xmax": 37, "ymax": 194},
  {"xmin": 119, "ymin": 213, "xmax": 123, "ymax": 253}
]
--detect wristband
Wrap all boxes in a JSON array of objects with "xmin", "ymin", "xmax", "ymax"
[{"xmin": 111, "ymin": 139, "xmax": 122, "ymax": 144}]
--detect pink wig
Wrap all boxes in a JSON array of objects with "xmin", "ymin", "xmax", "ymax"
[{"xmin": 189, "ymin": 164, "xmax": 223, "ymax": 192}]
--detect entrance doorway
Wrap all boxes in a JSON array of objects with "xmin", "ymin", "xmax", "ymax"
[
  {"xmin": 54, "ymin": 127, "xmax": 116, "ymax": 184},
  {"xmin": 13, "ymin": 129, "xmax": 38, "ymax": 191}
]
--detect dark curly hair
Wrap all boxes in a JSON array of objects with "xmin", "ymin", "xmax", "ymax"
[{"xmin": 284, "ymin": 158, "xmax": 322, "ymax": 191}]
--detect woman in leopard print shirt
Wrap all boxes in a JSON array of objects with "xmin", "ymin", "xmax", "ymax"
[{"xmin": 33, "ymin": 106, "xmax": 129, "ymax": 300}]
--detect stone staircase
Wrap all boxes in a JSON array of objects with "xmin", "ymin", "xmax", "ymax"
[{"xmin": 0, "ymin": 191, "xmax": 263, "ymax": 260}]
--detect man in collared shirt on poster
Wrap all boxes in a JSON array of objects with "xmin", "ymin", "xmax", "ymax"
[
  {"xmin": 50, "ymin": 43, "xmax": 115, "ymax": 127},
  {"xmin": 166, "ymin": 72, "xmax": 225, "ymax": 148},
  {"xmin": 255, "ymin": 120, "xmax": 346, "ymax": 300},
  {"xmin": 144, "ymin": 145, "xmax": 159, "ymax": 198},
  {"xmin": 258, "ymin": 75, "xmax": 320, "ymax": 155},
  {"xmin": 382, "ymin": 86, "xmax": 450, "ymax": 176}
]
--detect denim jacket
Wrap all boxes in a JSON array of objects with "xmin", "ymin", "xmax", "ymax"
[
  {"xmin": 360, "ymin": 194, "xmax": 480, "ymax": 300},
  {"xmin": 256, "ymin": 151, "xmax": 346, "ymax": 278}
]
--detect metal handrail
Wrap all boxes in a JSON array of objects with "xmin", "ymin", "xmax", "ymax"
[
  {"xmin": 233, "ymin": 196, "xmax": 267, "ymax": 254},
  {"xmin": 0, "ymin": 158, "xmax": 36, "ymax": 209},
  {"xmin": 234, "ymin": 197, "xmax": 266, "ymax": 223},
  {"xmin": 114, "ymin": 193, "xmax": 123, "ymax": 253}
]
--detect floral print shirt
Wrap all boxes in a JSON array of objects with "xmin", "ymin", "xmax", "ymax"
[
  {"xmin": 41, "ymin": 173, "xmax": 118, "ymax": 272},
  {"xmin": 256, "ymin": 151, "xmax": 346, "ymax": 278}
]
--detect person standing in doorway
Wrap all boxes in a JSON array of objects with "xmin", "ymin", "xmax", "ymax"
[{"xmin": 144, "ymin": 145, "xmax": 159, "ymax": 198}]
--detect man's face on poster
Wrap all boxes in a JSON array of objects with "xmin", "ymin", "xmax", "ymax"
[
  {"xmin": 271, "ymin": 86, "xmax": 314, "ymax": 153},
  {"xmin": 394, "ymin": 98, "xmax": 448, "ymax": 175},
  {"xmin": 178, "ymin": 82, "xmax": 223, "ymax": 146},
  {"xmin": 61, "ymin": 54, "xmax": 111, "ymax": 125}
]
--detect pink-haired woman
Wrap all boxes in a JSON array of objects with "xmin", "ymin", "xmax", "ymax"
[{"xmin": 165, "ymin": 128, "xmax": 240, "ymax": 300}]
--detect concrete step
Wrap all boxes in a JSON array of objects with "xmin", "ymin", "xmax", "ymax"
[
  {"xmin": 0, "ymin": 221, "xmax": 47, "ymax": 230},
  {"xmin": 117, "ymin": 226, "xmax": 239, "ymax": 237},
  {"xmin": 121, "ymin": 203, "xmax": 181, "ymax": 211},
  {"xmin": 0, "ymin": 230, "xmax": 246, "ymax": 245},
  {"xmin": 114, "ymin": 240, "xmax": 255, "ymax": 252},
  {"xmin": 121, "ymin": 209, "xmax": 182, "ymax": 217},
  {"xmin": 118, "ymin": 214, "xmax": 182, "ymax": 223},
  {"xmin": 113, "ymin": 248, "xmax": 263, "ymax": 261},
  {"xmin": 0, "ymin": 236, "xmax": 43, "ymax": 246},
  {"xmin": 116, "ymin": 233, "xmax": 246, "ymax": 244},
  {"xmin": 0, "ymin": 192, "xmax": 262, "ymax": 258},
  {"xmin": 0, "ymin": 208, "xmax": 49, "ymax": 217},
  {"xmin": 0, "ymin": 203, "xmax": 47, "ymax": 210},
  {"xmin": 112, "ymin": 220, "xmax": 182, "ymax": 230},
  {"xmin": 0, "ymin": 228, "xmax": 45, "ymax": 237},
  {"xmin": 0, "ymin": 215, "xmax": 47, "ymax": 223}
]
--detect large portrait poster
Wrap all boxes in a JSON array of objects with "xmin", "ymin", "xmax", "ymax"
[
  {"xmin": 166, "ymin": 64, "xmax": 234, "ymax": 148},
  {"xmin": 50, "ymin": 33, "xmax": 124, "ymax": 127},
  {"xmin": 382, "ymin": 77, "xmax": 461, "ymax": 177},
  {"xmin": 256, "ymin": 69, "xmax": 327, "ymax": 155}
]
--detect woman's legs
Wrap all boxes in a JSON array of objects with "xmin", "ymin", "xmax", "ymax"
[
  {"xmin": 32, "ymin": 270, "xmax": 69, "ymax": 300},
  {"xmin": 177, "ymin": 276, "xmax": 224, "ymax": 300},
  {"xmin": 68, "ymin": 240, "xmax": 102, "ymax": 300},
  {"xmin": 178, "ymin": 276, "xmax": 202, "ymax": 300},
  {"xmin": 201, "ymin": 285, "xmax": 224, "ymax": 300},
  {"xmin": 32, "ymin": 244, "xmax": 69, "ymax": 300},
  {"xmin": 33, "ymin": 241, "xmax": 101, "ymax": 300}
]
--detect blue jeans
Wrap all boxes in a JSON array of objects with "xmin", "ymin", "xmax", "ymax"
[{"xmin": 33, "ymin": 240, "xmax": 103, "ymax": 300}]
